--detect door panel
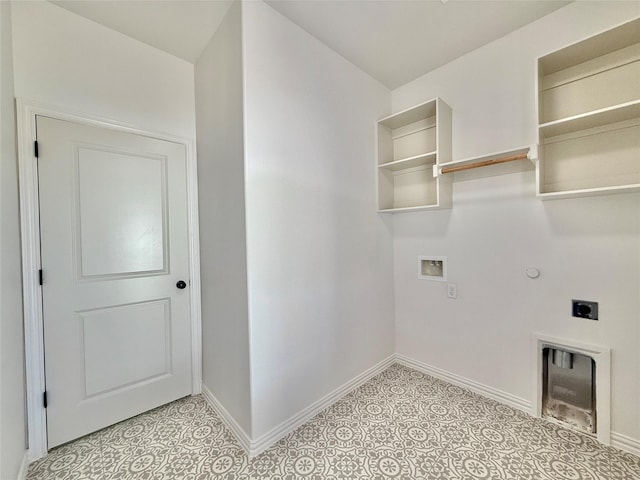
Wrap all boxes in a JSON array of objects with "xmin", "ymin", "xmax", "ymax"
[
  {"xmin": 37, "ymin": 116, "xmax": 192, "ymax": 448},
  {"xmin": 76, "ymin": 146, "xmax": 167, "ymax": 277},
  {"xmin": 79, "ymin": 299, "xmax": 171, "ymax": 398}
]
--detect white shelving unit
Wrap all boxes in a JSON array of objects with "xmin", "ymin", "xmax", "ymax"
[
  {"xmin": 536, "ymin": 18, "xmax": 640, "ymax": 199},
  {"xmin": 376, "ymin": 98, "xmax": 452, "ymax": 212}
]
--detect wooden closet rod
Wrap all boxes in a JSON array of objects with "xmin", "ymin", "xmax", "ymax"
[{"xmin": 440, "ymin": 151, "xmax": 530, "ymax": 175}]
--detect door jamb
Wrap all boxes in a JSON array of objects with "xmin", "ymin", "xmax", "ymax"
[{"xmin": 16, "ymin": 98, "xmax": 203, "ymax": 462}]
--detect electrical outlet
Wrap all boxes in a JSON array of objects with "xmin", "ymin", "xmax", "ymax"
[
  {"xmin": 447, "ymin": 283, "xmax": 457, "ymax": 299},
  {"xmin": 572, "ymin": 300, "xmax": 598, "ymax": 320}
]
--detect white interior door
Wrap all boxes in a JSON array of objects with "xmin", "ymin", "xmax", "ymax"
[{"xmin": 37, "ymin": 116, "xmax": 192, "ymax": 448}]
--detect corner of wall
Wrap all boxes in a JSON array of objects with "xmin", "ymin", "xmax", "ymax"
[{"xmin": 194, "ymin": 0, "xmax": 252, "ymax": 439}]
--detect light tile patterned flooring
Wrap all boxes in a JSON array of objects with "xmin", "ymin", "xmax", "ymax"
[{"xmin": 27, "ymin": 364, "xmax": 640, "ymax": 479}]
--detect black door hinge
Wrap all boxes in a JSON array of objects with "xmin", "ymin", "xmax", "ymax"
[
  {"xmin": 34, "ymin": 140, "xmax": 39, "ymax": 158},
  {"xmin": 39, "ymin": 269, "xmax": 43, "ymax": 286},
  {"xmin": 43, "ymin": 391, "xmax": 48, "ymax": 408}
]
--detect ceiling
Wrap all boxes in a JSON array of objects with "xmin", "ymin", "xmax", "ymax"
[
  {"xmin": 51, "ymin": 0, "xmax": 234, "ymax": 63},
  {"xmin": 51, "ymin": 0, "xmax": 571, "ymax": 89},
  {"xmin": 265, "ymin": 1, "xmax": 571, "ymax": 88}
]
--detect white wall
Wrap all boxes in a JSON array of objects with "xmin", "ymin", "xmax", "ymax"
[
  {"xmin": 392, "ymin": 1, "xmax": 640, "ymax": 444},
  {"xmin": 241, "ymin": 1, "xmax": 395, "ymax": 439},
  {"xmin": 1, "ymin": 1, "xmax": 27, "ymax": 478},
  {"xmin": 195, "ymin": 1, "xmax": 252, "ymax": 436},
  {"xmin": 11, "ymin": 0, "xmax": 196, "ymax": 139}
]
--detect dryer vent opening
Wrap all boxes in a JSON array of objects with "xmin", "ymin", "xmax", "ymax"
[{"xmin": 542, "ymin": 347, "xmax": 596, "ymax": 434}]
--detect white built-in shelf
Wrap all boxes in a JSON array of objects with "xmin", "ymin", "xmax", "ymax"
[
  {"xmin": 533, "ymin": 183, "xmax": 640, "ymax": 201},
  {"xmin": 377, "ymin": 204, "xmax": 442, "ymax": 214},
  {"xmin": 378, "ymin": 151, "xmax": 437, "ymax": 172},
  {"xmin": 536, "ymin": 18, "xmax": 640, "ymax": 199},
  {"xmin": 539, "ymin": 101, "xmax": 640, "ymax": 138},
  {"xmin": 376, "ymin": 98, "xmax": 452, "ymax": 212}
]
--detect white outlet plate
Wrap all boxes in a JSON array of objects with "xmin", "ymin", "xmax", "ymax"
[{"xmin": 447, "ymin": 283, "xmax": 457, "ymax": 299}]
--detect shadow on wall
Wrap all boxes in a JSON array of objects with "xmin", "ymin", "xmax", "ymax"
[
  {"xmin": 543, "ymin": 193, "xmax": 640, "ymax": 237},
  {"xmin": 391, "ymin": 208, "xmax": 452, "ymax": 238}
]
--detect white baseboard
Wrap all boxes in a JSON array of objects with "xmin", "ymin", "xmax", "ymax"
[
  {"xmin": 611, "ymin": 431, "xmax": 640, "ymax": 457},
  {"xmin": 204, "ymin": 354, "xmax": 640, "ymax": 460},
  {"xmin": 17, "ymin": 451, "xmax": 29, "ymax": 480},
  {"xmin": 395, "ymin": 354, "xmax": 532, "ymax": 414},
  {"xmin": 397, "ymin": 354, "xmax": 640, "ymax": 456},
  {"xmin": 250, "ymin": 354, "xmax": 396, "ymax": 457},
  {"xmin": 200, "ymin": 385, "xmax": 252, "ymax": 454}
]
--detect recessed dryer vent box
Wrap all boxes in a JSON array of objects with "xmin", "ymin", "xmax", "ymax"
[{"xmin": 419, "ymin": 256, "xmax": 446, "ymax": 281}]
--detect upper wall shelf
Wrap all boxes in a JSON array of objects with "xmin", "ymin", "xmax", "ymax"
[
  {"xmin": 376, "ymin": 98, "xmax": 452, "ymax": 213},
  {"xmin": 378, "ymin": 151, "xmax": 437, "ymax": 172},
  {"xmin": 536, "ymin": 18, "xmax": 640, "ymax": 199},
  {"xmin": 539, "ymin": 100, "xmax": 640, "ymax": 138}
]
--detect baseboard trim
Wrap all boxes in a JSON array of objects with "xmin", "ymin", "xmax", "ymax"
[
  {"xmin": 200, "ymin": 385, "xmax": 252, "ymax": 454},
  {"xmin": 17, "ymin": 451, "xmax": 29, "ymax": 480},
  {"xmin": 198, "ymin": 355, "xmax": 640, "ymax": 459},
  {"xmin": 611, "ymin": 431, "xmax": 640, "ymax": 457},
  {"xmin": 250, "ymin": 354, "xmax": 396, "ymax": 457},
  {"xmin": 395, "ymin": 354, "xmax": 532, "ymax": 414}
]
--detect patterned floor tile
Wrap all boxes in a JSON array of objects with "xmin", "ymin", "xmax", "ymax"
[
  {"xmin": 451, "ymin": 420, "xmax": 530, "ymax": 454},
  {"xmin": 276, "ymin": 446, "xmax": 329, "ymax": 480},
  {"xmin": 609, "ymin": 447, "xmax": 640, "ymax": 480},
  {"xmin": 364, "ymin": 448, "xmax": 415, "ymax": 479},
  {"xmin": 280, "ymin": 418, "xmax": 328, "ymax": 449},
  {"xmin": 101, "ymin": 441, "xmax": 175, "ymax": 480},
  {"xmin": 429, "ymin": 446, "xmax": 522, "ymax": 480},
  {"xmin": 519, "ymin": 451, "xmax": 609, "ymax": 480},
  {"xmin": 172, "ymin": 415, "xmax": 234, "ymax": 452},
  {"xmin": 25, "ymin": 363, "xmax": 640, "ymax": 480},
  {"xmin": 167, "ymin": 445, "xmax": 248, "ymax": 479},
  {"xmin": 528, "ymin": 419, "xmax": 604, "ymax": 453},
  {"xmin": 25, "ymin": 432, "xmax": 104, "ymax": 480}
]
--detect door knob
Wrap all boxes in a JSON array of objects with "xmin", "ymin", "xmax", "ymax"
[{"xmin": 176, "ymin": 280, "xmax": 187, "ymax": 290}]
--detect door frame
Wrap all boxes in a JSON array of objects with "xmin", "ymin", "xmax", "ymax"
[{"xmin": 16, "ymin": 98, "xmax": 203, "ymax": 461}]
